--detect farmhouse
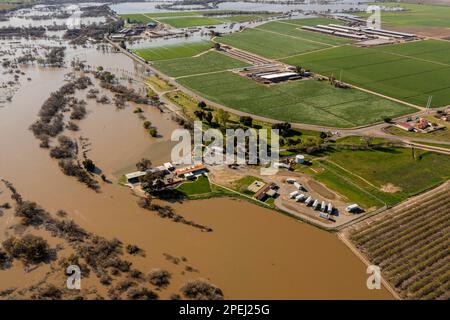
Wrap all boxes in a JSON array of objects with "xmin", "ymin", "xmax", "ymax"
[{"xmin": 396, "ymin": 122, "xmax": 414, "ymax": 132}]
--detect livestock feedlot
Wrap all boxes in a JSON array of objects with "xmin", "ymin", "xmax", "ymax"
[{"xmin": 0, "ymin": 0, "xmax": 449, "ymax": 311}]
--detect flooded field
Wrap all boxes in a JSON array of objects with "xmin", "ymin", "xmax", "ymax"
[
  {"xmin": 110, "ymin": 1, "xmax": 369, "ymax": 14},
  {"xmin": 0, "ymin": 44, "xmax": 392, "ymax": 299},
  {"xmin": 0, "ymin": 2, "xmax": 392, "ymax": 300}
]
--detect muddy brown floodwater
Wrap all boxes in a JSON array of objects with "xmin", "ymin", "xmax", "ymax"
[{"xmin": 0, "ymin": 45, "xmax": 393, "ymax": 299}]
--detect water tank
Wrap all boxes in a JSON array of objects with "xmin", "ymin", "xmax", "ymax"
[{"xmin": 295, "ymin": 154, "xmax": 305, "ymax": 164}]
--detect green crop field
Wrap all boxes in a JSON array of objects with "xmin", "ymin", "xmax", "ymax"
[
  {"xmin": 158, "ymin": 16, "xmax": 226, "ymax": 28},
  {"xmin": 282, "ymin": 39, "xmax": 450, "ymax": 107},
  {"xmin": 121, "ymin": 13, "xmax": 155, "ymax": 24},
  {"xmin": 256, "ymin": 20, "xmax": 351, "ymax": 46},
  {"xmin": 216, "ymin": 20, "xmax": 351, "ymax": 59},
  {"xmin": 279, "ymin": 17, "xmax": 344, "ymax": 26},
  {"xmin": 133, "ymin": 41, "xmax": 213, "ymax": 61},
  {"xmin": 153, "ymin": 51, "xmax": 250, "ymax": 77},
  {"xmin": 177, "ymin": 71, "xmax": 416, "ymax": 127},
  {"xmin": 224, "ymin": 14, "xmax": 275, "ymax": 23},
  {"xmin": 120, "ymin": 12, "xmax": 225, "ymax": 27},
  {"xmin": 357, "ymin": 2, "xmax": 450, "ymax": 29},
  {"xmin": 314, "ymin": 147, "xmax": 450, "ymax": 207},
  {"xmin": 120, "ymin": 11, "xmax": 276, "ymax": 28},
  {"xmin": 134, "ymin": 12, "xmax": 200, "ymax": 18}
]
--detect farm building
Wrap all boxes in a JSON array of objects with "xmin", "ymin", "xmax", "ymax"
[
  {"xmin": 175, "ymin": 164, "xmax": 208, "ymax": 179},
  {"xmin": 396, "ymin": 122, "xmax": 414, "ymax": 131},
  {"xmin": 125, "ymin": 165, "xmax": 171, "ymax": 185},
  {"xmin": 414, "ymin": 118, "xmax": 431, "ymax": 131},
  {"xmin": 259, "ymin": 72, "xmax": 300, "ymax": 83},
  {"xmin": 302, "ymin": 23, "xmax": 416, "ymax": 42},
  {"xmin": 125, "ymin": 171, "xmax": 147, "ymax": 184},
  {"xmin": 254, "ymin": 183, "xmax": 278, "ymax": 201}
]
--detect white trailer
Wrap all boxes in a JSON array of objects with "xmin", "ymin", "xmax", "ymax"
[
  {"xmin": 289, "ymin": 190, "xmax": 299, "ymax": 199},
  {"xmin": 319, "ymin": 212, "xmax": 329, "ymax": 220},
  {"xmin": 312, "ymin": 199, "xmax": 319, "ymax": 210},
  {"xmin": 346, "ymin": 203, "xmax": 361, "ymax": 212},
  {"xmin": 304, "ymin": 196, "xmax": 313, "ymax": 206},
  {"xmin": 293, "ymin": 181, "xmax": 302, "ymax": 190},
  {"xmin": 327, "ymin": 203, "xmax": 333, "ymax": 214},
  {"xmin": 295, "ymin": 193, "xmax": 306, "ymax": 202}
]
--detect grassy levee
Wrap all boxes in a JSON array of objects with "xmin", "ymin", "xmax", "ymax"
[{"xmin": 282, "ymin": 40, "xmax": 450, "ymax": 107}]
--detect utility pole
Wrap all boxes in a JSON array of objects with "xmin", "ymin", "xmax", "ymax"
[{"xmin": 426, "ymin": 95, "xmax": 433, "ymax": 112}]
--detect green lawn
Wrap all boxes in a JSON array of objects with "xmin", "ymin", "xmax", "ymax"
[
  {"xmin": 314, "ymin": 147, "xmax": 450, "ymax": 207},
  {"xmin": 153, "ymin": 51, "xmax": 250, "ymax": 77},
  {"xmin": 282, "ymin": 40, "xmax": 450, "ymax": 107},
  {"xmin": 232, "ymin": 175, "xmax": 262, "ymax": 194},
  {"xmin": 177, "ymin": 71, "xmax": 416, "ymax": 127},
  {"xmin": 176, "ymin": 175, "xmax": 212, "ymax": 196},
  {"xmin": 313, "ymin": 166, "xmax": 385, "ymax": 209},
  {"xmin": 133, "ymin": 41, "xmax": 213, "ymax": 61},
  {"xmin": 356, "ymin": 2, "xmax": 450, "ymax": 29},
  {"xmin": 335, "ymin": 136, "xmax": 390, "ymax": 146}
]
